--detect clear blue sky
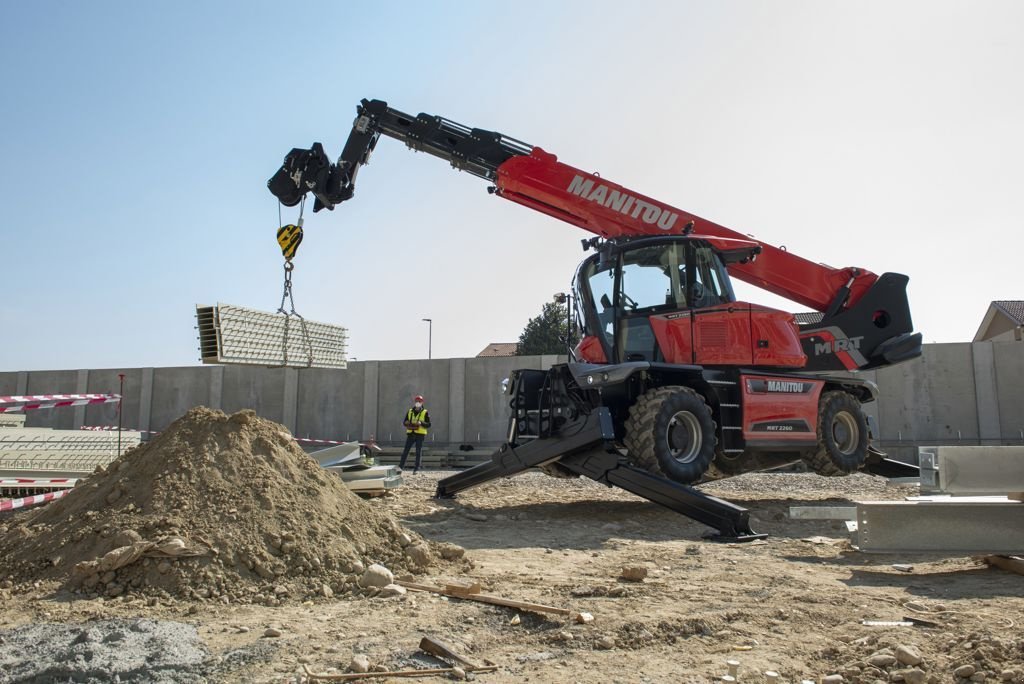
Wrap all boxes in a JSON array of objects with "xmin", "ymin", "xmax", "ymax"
[{"xmin": 3, "ymin": 1, "xmax": 1023, "ymax": 371}]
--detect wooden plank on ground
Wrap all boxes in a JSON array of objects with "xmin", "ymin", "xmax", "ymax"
[
  {"xmin": 303, "ymin": 664, "xmax": 496, "ymax": 681},
  {"xmin": 395, "ymin": 580, "xmax": 573, "ymax": 617}
]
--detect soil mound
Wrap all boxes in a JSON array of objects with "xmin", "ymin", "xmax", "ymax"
[{"xmin": 0, "ymin": 407, "xmax": 451, "ymax": 603}]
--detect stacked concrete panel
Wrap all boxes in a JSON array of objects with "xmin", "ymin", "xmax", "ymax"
[{"xmin": 196, "ymin": 303, "xmax": 348, "ymax": 369}]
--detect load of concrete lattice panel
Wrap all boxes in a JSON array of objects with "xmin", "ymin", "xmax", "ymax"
[{"xmin": 195, "ymin": 302, "xmax": 348, "ymax": 369}]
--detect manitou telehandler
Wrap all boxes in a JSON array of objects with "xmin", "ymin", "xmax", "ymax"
[{"xmin": 268, "ymin": 99, "xmax": 921, "ymax": 540}]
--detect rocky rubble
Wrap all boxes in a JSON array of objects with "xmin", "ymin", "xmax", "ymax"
[{"xmin": 820, "ymin": 632, "xmax": 1024, "ymax": 684}]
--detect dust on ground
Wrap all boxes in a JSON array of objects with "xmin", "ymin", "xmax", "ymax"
[{"xmin": 2, "ymin": 437, "xmax": 1023, "ymax": 683}]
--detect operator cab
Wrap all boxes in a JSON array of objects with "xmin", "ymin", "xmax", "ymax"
[{"xmin": 573, "ymin": 236, "xmax": 806, "ymax": 368}]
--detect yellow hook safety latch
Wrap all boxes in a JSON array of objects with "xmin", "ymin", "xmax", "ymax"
[{"xmin": 276, "ymin": 222, "xmax": 303, "ymax": 260}]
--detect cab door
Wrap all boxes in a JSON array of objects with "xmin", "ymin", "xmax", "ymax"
[{"xmin": 687, "ymin": 244, "xmax": 754, "ymax": 366}]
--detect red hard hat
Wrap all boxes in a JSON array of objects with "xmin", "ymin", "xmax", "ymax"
[{"xmin": 414, "ymin": 395, "xmax": 424, "ymax": 402}]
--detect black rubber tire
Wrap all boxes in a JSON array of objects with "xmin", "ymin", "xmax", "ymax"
[
  {"xmin": 625, "ymin": 386, "xmax": 717, "ymax": 484},
  {"xmin": 805, "ymin": 391, "xmax": 869, "ymax": 476}
]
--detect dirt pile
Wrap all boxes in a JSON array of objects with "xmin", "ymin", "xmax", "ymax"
[{"xmin": 0, "ymin": 407, "xmax": 459, "ymax": 603}]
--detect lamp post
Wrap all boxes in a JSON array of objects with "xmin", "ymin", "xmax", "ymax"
[{"xmin": 422, "ymin": 318, "xmax": 432, "ymax": 359}]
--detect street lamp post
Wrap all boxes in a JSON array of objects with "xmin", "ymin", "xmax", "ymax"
[{"xmin": 422, "ymin": 318, "xmax": 432, "ymax": 359}]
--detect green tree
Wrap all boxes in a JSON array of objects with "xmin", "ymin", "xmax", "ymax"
[{"xmin": 516, "ymin": 301, "xmax": 577, "ymax": 355}]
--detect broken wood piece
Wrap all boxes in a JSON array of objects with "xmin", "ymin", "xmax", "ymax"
[
  {"xmin": 303, "ymin": 664, "xmax": 497, "ymax": 681},
  {"xmin": 444, "ymin": 581, "xmax": 482, "ymax": 595},
  {"xmin": 861, "ymin": 620, "xmax": 913, "ymax": 627},
  {"xmin": 982, "ymin": 554, "xmax": 1024, "ymax": 576},
  {"xmin": 1008, "ymin": 492, "xmax": 1023, "ymax": 502},
  {"xmin": 418, "ymin": 635, "xmax": 483, "ymax": 670},
  {"xmin": 395, "ymin": 580, "xmax": 573, "ymax": 617}
]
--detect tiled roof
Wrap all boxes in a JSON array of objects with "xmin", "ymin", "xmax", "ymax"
[
  {"xmin": 477, "ymin": 342, "xmax": 518, "ymax": 357},
  {"xmin": 993, "ymin": 300, "xmax": 1024, "ymax": 325}
]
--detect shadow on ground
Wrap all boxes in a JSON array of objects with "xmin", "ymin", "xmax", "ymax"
[{"xmin": 401, "ymin": 495, "xmax": 885, "ymax": 550}]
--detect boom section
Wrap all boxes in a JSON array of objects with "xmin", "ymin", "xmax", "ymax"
[{"xmin": 267, "ymin": 98, "xmax": 909, "ymax": 327}]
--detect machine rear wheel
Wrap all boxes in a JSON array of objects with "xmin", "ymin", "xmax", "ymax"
[
  {"xmin": 804, "ymin": 391, "xmax": 869, "ymax": 476},
  {"xmin": 625, "ymin": 386, "xmax": 717, "ymax": 484}
]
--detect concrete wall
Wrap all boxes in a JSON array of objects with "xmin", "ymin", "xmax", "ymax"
[
  {"xmin": 1, "ymin": 356, "xmax": 559, "ymax": 449},
  {"xmin": 3, "ymin": 343, "xmax": 1022, "ymax": 455}
]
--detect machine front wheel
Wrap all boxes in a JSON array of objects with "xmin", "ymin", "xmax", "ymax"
[
  {"xmin": 625, "ymin": 386, "xmax": 717, "ymax": 484},
  {"xmin": 804, "ymin": 391, "xmax": 869, "ymax": 476}
]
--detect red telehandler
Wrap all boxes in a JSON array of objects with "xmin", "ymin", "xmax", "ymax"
[{"xmin": 268, "ymin": 99, "xmax": 922, "ymax": 540}]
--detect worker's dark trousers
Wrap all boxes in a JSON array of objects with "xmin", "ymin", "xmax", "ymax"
[{"xmin": 399, "ymin": 432, "xmax": 426, "ymax": 472}]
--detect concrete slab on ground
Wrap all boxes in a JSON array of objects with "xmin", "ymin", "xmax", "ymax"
[{"xmin": 854, "ymin": 499, "xmax": 1024, "ymax": 553}]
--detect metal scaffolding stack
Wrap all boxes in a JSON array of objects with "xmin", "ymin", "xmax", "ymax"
[{"xmin": 195, "ymin": 303, "xmax": 348, "ymax": 369}]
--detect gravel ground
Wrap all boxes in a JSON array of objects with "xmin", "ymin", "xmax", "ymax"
[{"xmin": 2, "ymin": 468, "xmax": 1021, "ymax": 683}]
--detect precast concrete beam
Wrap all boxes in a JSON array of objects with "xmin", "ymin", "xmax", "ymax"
[
  {"xmin": 854, "ymin": 499, "xmax": 1024, "ymax": 553},
  {"xmin": 919, "ymin": 446, "xmax": 1024, "ymax": 495}
]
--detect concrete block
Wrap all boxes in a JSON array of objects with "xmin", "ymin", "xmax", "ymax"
[
  {"xmin": 919, "ymin": 446, "xmax": 1024, "ymax": 495},
  {"xmin": 854, "ymin": 499, "xmax": 1024, "ymax": 553}
]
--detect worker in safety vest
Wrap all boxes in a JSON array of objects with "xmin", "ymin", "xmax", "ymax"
[{"xmin": 399, "ymin": 394, "xmax": 431, "ymax": 473}]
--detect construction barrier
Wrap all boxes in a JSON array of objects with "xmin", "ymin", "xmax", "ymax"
[
  {"xmin": 0, "ymin": 478, "xmax": 78, "ymax": 489},
  {"xmin": 0, "ymin": 488, "xmax": 72, "ymax": 512},
  {"xmin": 0, "ymin": 393, "xmax": 121, "ymax": 414}
]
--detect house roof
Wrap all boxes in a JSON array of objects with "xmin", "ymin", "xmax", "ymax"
[
  {"xmin": 992, "ymin": 300, "xmax": 1024, "ymax": 325},
  {"xmin": 477, "ymin": 342, "xmax": 518, "ymax": 357},
  {"xmin": 973, "ymin": 300, "xmax": 1024, "ymax": 341}
]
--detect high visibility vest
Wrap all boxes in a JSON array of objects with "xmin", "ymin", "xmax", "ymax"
[{"xmin": 406, "ymin": 408, "xmax": 429, "ymax": 435}]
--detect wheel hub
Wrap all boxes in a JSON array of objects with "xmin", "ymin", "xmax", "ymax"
[
  {"xmin": 831, "ymin": 412, "xmax": 859, "ymax": 455},
  {"xmin": 666, "ymin": 411, "xmax": 702, "ymax": 464}
]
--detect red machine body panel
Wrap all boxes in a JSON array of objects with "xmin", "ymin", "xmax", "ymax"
[
  {"xmin": 692, "ymin": 306, "xmax": 754, "ymax": 366},
  {"xmin": 575, "ymin": 335, "xmax": 608, "ymax": 364},
  {"xmin": 650, "ymin": 304, "xmax": 806, "ymax": 368},
  {"xmin": 740, "ymin": 374, "xmax": 824, "ymax": 446},
  {"xmin": 751, "ymin": 309, "xmax": 807, "ymax": 368},
  {"xmin": 648, "ymin": 313, "xmax": 695, "ymax": 364}
]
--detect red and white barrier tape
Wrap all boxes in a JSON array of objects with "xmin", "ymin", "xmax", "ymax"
[
  {"xmin": 0, "ymin": 478, "xmax": 78, "ymax": 487},
  {"xmin": 1, "ymin": 394, "xmax": 117, "ymax": 403},
  {"xmin": 0, "ymin": 488, "xmax": 72, "ymax": 512},
  {"xmin": 80, "ymin": 425, "xmax": 378, "ymax": 449},
  {"xmin": 0, "ymin": 394, "xmax": 121, "ymax": 414}
]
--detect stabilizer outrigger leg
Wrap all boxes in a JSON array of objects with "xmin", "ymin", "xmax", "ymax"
[{"xmin": 435, "ymin": 408, "xmax": 765, "ymax": 543}]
